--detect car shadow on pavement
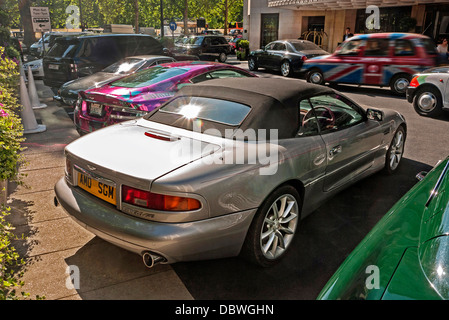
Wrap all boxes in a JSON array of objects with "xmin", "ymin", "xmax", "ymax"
[
  {"xmin": 64, "ymin": 237, "xmax": 193, "ymax": 299},
  {"xmin": 171, "ymin": 157, "xmax": 433, "ymax": 300}
]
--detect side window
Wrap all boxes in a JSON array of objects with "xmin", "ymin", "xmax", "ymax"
[
  {"xmin": 78, "ymin": 39, "xmax": 95, "ymax": 57},
  {"xmin": 208, "ymin": 69, "xmax": 248, "ymax": 79},
  {"xmin": 141, "ymin": 60, "xmax": 157, "ymax": 69},
  {"xmin": 394, "ymin": 39, "xmax": 415, "ymax": 56},
  {"xmin": 116, "ymin": 37, "xmax": 132, "ymax": 56},
  {"xmin": 298, "ymin": 99, "xmax": 320, "ymax": 136},
  {"xmin": 273, "ymin": 42, "xmax": 286, "ymax": 51},
  {"xmin": 309, "ymin": 94, "xmax": 364, "ymax": 133},
  {"xmin": 190, "ymin": 72, "xmax": 213, "ymax": 84},
  {"xmin": 338, "ymin": 39, "xmax": 363, "ymax": 56},
  {"xmin": 265, "ymin": 42, "xmax": 275, "ymax": 50},
  {"xmin": 211, "ymin": 37, "xmax": 221, "ymax": 46},
  {"xmin": 363, "ymin": 39, "xmax": 389, "ymax": 57}
]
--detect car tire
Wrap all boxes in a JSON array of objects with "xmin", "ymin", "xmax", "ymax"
[
  {"xmin": 383, "ymin": 125, "xmax": 406, "ymax": 175},
  {"xmin": 306, "ymin": 69, "xmax": 325, "ymax": 85},
  {"xmin": 413, "ymin": 86, "xmax": 443, "ymax": 118},
  {"xmin": 241, "ymin": 185, "xmax": 301, "ymax": 267},
  {"xmin": 248, "ymin": 57, "xmax": 258, "ymax": 71},
  {"xmin": 280, "ymin": 60, "xmax": 292, "ymax": 77},
  {"xmin": 390, "ymin": 74, "xmax": 411, "ymax": 95},
  {"xmin": 218, "ymin": 52, "xmax": 227, "ymax": 63}
]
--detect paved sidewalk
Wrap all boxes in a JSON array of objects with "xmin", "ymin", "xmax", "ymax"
[{"xmin": 7, "ymin": 80, "xmax": 193, "ymax": 300}]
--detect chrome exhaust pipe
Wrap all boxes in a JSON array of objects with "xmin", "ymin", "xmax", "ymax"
[{"xmin": 142, "ymin": 251, "xmax": 165, "ymax": 268}]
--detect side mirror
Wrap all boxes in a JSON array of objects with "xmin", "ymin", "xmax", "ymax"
[
  {"xmin": 416, "ymin": 171, "xmax": 428, "ymax": 181},
  {"xmin": 366, "ymin": 108, "xmax": 384, "ymax": 121}
]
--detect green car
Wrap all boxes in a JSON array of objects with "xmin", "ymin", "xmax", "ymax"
[{"xmin": 318, "ymin": 156, "xmax": 449, "ymax": 300}]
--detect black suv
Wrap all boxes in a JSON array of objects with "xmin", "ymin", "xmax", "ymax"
[
  {"xmin": 43, "ymin": 34, "xmax": 166, "ymax": 92},
  {"xmin": 174, "ymin": 35, "xmax": 231, "ymax": 63}
]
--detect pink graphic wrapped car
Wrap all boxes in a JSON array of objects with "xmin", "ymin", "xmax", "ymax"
[{"xmin": 74, "ymin": 61, "xmax": 256, "ymax": 135}]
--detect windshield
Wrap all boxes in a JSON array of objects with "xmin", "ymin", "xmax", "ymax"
[
  {"xmin": 419, "ymin": 159, "xmax": 449, "ymax": 299},
  {"xmin": 152, "ymin": 96, "xmax": 251, "ymax": 127},
  {"xmin": 102, "ymin": 58, "xmax": 145, "ymax": 74},
  {"xmin": 184, "ymin": 36, "xmax": 204, "ymax": 45},
  {"xmin": 46, "ymin": 41, "xmax": 78, "ymax": 58},
  {"xmin": 291, "ymin": 41, "xmax": 322, "ymax": 51},
  {"xmin": 420, "ymin": 235, "xmax": 449, "ymax": 300},
  {"xmin": 424, "ymin": 67, "xmax": 449, "ymax": 74},
  {"xmin": 338, "ymin": 39, "xmax": 363, "ymax": 55},
  {"xmin": 110, "ymin": 66, "xmax": 189, "ymax": 88}
]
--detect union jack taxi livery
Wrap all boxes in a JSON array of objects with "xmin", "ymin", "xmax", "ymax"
[{"xmin": 301, "ymin": 33, "xmax": 438, "ymax": 94}]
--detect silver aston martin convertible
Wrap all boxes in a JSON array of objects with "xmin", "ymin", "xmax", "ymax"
[{"xmin": 54, "ymin": 78, "xmax": 406, "ymax": 267}]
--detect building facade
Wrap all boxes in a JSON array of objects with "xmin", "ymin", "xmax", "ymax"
[{"xmin": 243, "ymin": 0, "xmax": 449, "ymax": 52}]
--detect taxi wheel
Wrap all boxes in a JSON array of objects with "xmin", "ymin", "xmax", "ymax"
[
  {"xmin": 390, "ymin": 74, "xmax": 411, "ymax": 95},
  {"xmin": 306, "ymin": 69, "xmax": 324, "ymax": 85},
  {"xmin": 413, "ymin": 86, "xmax": 443, "ymax": 118}
]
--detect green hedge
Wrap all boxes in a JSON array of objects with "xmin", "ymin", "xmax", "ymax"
[{"xmin": 0, "ymin": 46, "xmax": 29, "ymax": 300}]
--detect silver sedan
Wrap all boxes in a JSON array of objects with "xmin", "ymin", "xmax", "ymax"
[{"xmin": 54, "ymin": 78, "xmax": 406, "ymax": 268}]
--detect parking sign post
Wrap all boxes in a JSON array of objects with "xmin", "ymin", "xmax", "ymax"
[{"xmin": 30, "ymin": 7, "xmax": 51, "ymax": 54}]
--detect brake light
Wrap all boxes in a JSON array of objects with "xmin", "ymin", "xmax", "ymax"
[
  {"xmin": 409, "ymin": 76, "xmax": 419, "ymax": 88},
  {"xmin": 122, "ymin": 185, "xmax": 201, "ymax": 211},
  {"xmin": 69, "ymin": 63, "xmax": 78, "ymax": 74},
  {"xmin": 301, "ymin": 56, "xmax": 308, "ymax": 61}
]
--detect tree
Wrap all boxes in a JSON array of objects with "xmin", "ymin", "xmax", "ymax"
[
  {"xmin": 18, "ymin": 0, "xmax": 35, "ymax": 47},
  {"xmin": 183, "ymin": 0, "xmax": 187, "ymax": 35},
  {"xmin": 134, "ymin": 0, "xmax": 139, "ymax": 32}
]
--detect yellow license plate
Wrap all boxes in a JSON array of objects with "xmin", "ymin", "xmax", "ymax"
[{"xmin": 77, "ymin": 172, "xmax": 116, "ymax": 205}]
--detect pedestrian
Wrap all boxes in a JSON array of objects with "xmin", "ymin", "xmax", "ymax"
[
  {"xmin": 436, "ymin": 38, "xmax": 449, "ymax": 64},
  {"xmin": 343, "ymin": 27, "xmax": 353, "ymax": 41}
]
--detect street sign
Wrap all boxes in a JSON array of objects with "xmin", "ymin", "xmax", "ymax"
[
  {"xmin": 169, "ymin": 21, "xmax": 177, "ymax": 32},
  {"xmin": 30, "ymin": 7, "xmax": 51, "ymax": 32}
]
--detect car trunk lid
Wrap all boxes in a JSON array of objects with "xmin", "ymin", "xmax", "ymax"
[{"xmin": 66, "ymin": 119, "xmax": 221, "ymax": 187}]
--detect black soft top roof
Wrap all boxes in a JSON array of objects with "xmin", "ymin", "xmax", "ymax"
[{"xmin": 148, "ymin": 78, "xmax": 335, "ymax": 139}]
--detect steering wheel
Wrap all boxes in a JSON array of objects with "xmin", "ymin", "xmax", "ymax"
[{"xmin": 302, "ymin": 106, "xmax": 335, "ymax": 129}]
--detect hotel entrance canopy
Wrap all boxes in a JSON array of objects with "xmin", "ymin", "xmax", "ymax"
[{"xmin": 268, "ymin": 0, "xmax": 448, "ymax": 9}]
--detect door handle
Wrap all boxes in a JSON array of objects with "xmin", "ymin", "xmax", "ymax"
[{"xmin": 329, "ymin": 145, "xmax": 342, "ymax": 156}]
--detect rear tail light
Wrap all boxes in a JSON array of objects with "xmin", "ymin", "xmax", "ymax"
[
  {"xmin": 301, "ymin": 56, "xmax": 308, "ymax": 61},
  {"xmin": 122, "ymin": 185, "xmax": 201, "ymax": 211},
  {"xmin": 409, "ymin": 76, "xmax": 419, "ymax": 88},
  {"xmin": 69, "ymin": 63, "xmax": 77, "ymax": 74}
]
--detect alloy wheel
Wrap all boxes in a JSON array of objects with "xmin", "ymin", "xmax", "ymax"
[
  {"xmin": 259, "ymin": 194, "xmax": 298, "ymax": 260},
  {"xmin": 248, "ymin": 58, "xmax": 256, "ymax": 70},
  {"xmin": 389, "ymin": 128, "xmax": 404, "ymax": 171},
  {"xmin": 281, "ymin": 61, "xmax": 291, "ymax": 77},
  {"xmin": 218, "ymin": 52, "xmax": 227, "ymax": 63}
]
